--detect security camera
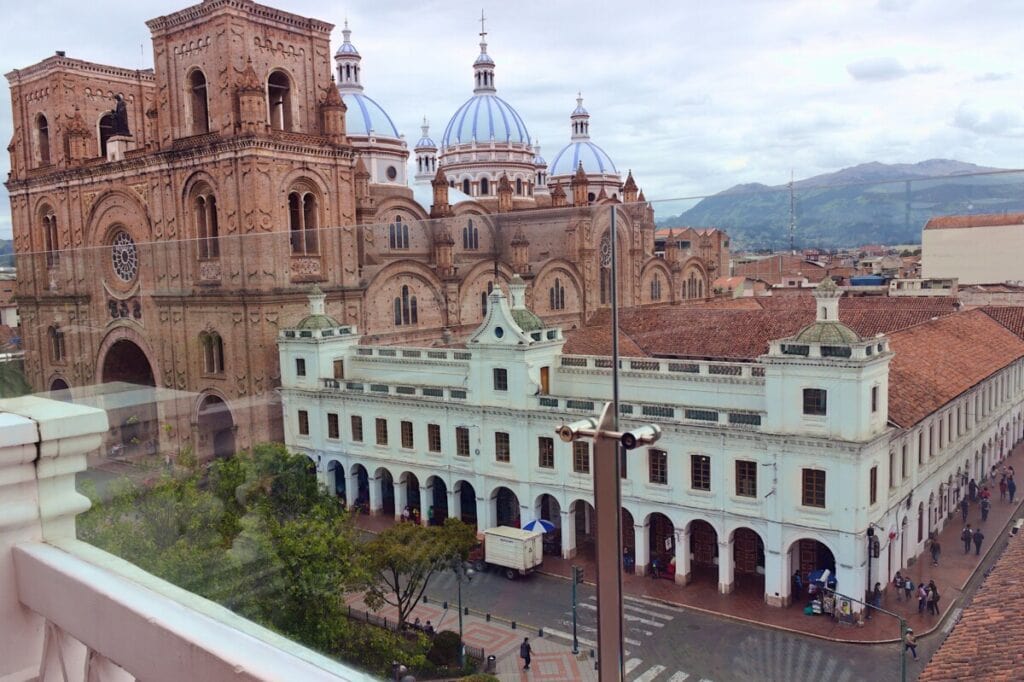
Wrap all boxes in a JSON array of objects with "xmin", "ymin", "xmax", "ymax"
[
  {"xmin": 620, "ymin": 424, "xmax": 662, "ymax": 450},
  {"xmin": 556, "ymin": 418, "xmax": 598, "ymax": 443}
]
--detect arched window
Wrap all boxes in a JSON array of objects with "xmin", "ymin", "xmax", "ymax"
[
  {"xmin": 194, "ymin": 190, "xmax": 220, "ymax": 259},
  {"xmin": 463, "ymin": 220, "xmax": 479, "ymax": 250},
  {"xmin": 267, "ymin": 71, "xmax": 293, "ymax": 131},
  {"xmin": 515, "ymin": 178, "xmax": 523, "ymax": 195},
  {"xmin": 99, "ymin": 113, "xmax": 116, "ymax": 158},
  {"xmin": 588, "ymin": 192, "xmax": 596, "ymax": 203},
  {"xmin": 36, "ymin": 114, "xmax": 50, "ymax": 166},
  {"xmin": 480, "ymin": 177, "xmax": 489, "ymax": 196},
  {"xmin": 651, "ymin": 274, "xmax": 662, "ymax": 301},
  {"xmin": 41, "ymin": 207, "xmax": 59, "ymax": 267},
  {"xmin": 480, "ymin": 281, "xmax": 494, "ymax": 316},
  {"xmin": 188, "ymin": 70, "xmax": 210, "ymax": 135},
  {"xmin": 388, "ymin": 215, "xmax": 409, "ymax": 250},
  {"xmin": 393, "ymin": 285, "xmax": 418, "ymax": 326},
  {"xmin": 462, "ymin": 179, "xmax": 470, "ymax": 195},
  {"xmin": 288, "ymin": 190, "xmax": 319, "ymax": 255},
  {"xmin": 48, "ymin": 325, "xmax": 65, "ymax": 363},
  {"xmin": 549, "ymin": 278, "xmax": 565, "ymax": 310},
  {"xmin": 200, "ymin": 331, "xmax": 225, "ymax": 374}
]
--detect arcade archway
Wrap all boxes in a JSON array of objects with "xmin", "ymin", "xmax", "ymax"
[{"xmin": 197, "ymin": 394, "xmax": 235, "ymax": 460}]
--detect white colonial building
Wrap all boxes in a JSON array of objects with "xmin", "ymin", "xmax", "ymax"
[{"xmin": 278, "ymin": 280, "xmax": 1024, "ymax": 610}]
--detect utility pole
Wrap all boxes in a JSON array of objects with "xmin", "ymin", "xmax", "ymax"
[
  {"xmin": 789, "ymin": 169, "xmax": 796, "ymax": 253},
  {"xmin": 571, "ymin": 565, "xmax": 582, "ymax": 654}
]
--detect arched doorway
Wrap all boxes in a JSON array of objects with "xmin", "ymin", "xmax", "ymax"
[
  {"xmin": 689, "ymin": 519, "xmax": 718, "ymax": 585},
  {"xmin": 456, "ymin": 481, "xmax": 477, "ymax": 527},
  {"xmin": 732, "ymin": 527, "xmax": 766, "ymax": 590},
  {"xmin": 493, "ymin": 486, "xmax": 520, "ymax": 528},
  {"xmin": 790, "ymin": 538, "xmax": 837, "ymax": 598},
  {"xmin": 426, "ymin": 476, "xmax": 448, "ymax": 525},
  {"xmin": 101, "ymin": 339, "xmax": 157, "ymax": 458},
  {"xmin": 401, "ymin": 472, "xmax": 421, "ymax": 521},
  {"xmin": 378, "ymin": 468, "xmax": 395, "ymax": 517},
  {"xmin": 621, "ymin": 508, "xmax": 636, "ymax": 573},
  {"xmin": 536, "ymin": 494, "xmax": 562, "ymax": 556},
  {"xmin": 648, "ymin": 513, "xmax": 675, "ymax": 576},
  {"xmin": 49, "ymin": 377, "xmax": 72, "ymax": 402},
  {"xmin": 351, "ymin": 464, "xmax": 369, "ymax": 511},
  {"xmin": 917, "ymin": 502, "xmax": 924, "ymax": 543},
  {"xmin": 197, "ymin": 394, "xmax": 235, "ymax": 460},
  {"xmin": 573, "ymin": 500, "xmax": 596, "ymax": 554},
  {"xmin": 327, "ymin": 460, "xmax": 345, "ymax": 500}
]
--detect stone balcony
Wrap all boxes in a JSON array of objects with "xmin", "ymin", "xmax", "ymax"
[{"xmin": 0, "ymin": 396, "xmax": 370, "ymax": 682}]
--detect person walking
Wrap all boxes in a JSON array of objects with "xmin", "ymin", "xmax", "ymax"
[
  {"xmin": 981, "ymin": 497, "xmax": 991, "ymax": 522},
  {"xmin": 871, "ymin": 582, "xmax": 882, "ymax": 615},
  {"xmin": 960, "ymin": 497, "xmax": 969, "ymax": 522},
  {"xmin": 904, "ymin": 629, "xmax": 918, "ymax": 660},
  {"xmin": 1009, "ymin": 477, "xmax": 1017, "ymax": 504},
  {"xmin": 1000, "ymin": 477, "xmax": 1008, "ymax": 501},
  {"xmin": 930, "ymin": 538, "xmax": 941, "ymax": 566},
  {"xmin": 962, "ymin": 524, "xmax": 973, "ymax": 553},
  {"xmin": 917, "ymin": 582, "xmax": 928, "ymax": 614},
  {"xmin": 520, "ymin": 637, "xmax": 532, "ymax": 671},
  {"xmin": 969, "ymin": 478, "xmax": 978, "ymax": 502},
  {"xmin": 927, "ymin": 580, "xmax": 940, "ymax": 616},
  {"xmin": 973, "ymin": 528, "xmax": 985, "ymax": 556},
  {"xmin": 903, "ymin": 577, "xmax": 914, "ymax": 602},
  {"xmin": 981, "ymin": 485, "xmax": 991, "ymax": 502},
  {"xmin": 893, "ymin": 571, "xmax": 904, "ymax": 601},
  {"xmin": 792, "ymin": 570, "xmax": 803, "ymax": 602}
]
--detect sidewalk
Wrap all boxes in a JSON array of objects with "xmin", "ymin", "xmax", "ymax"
[
  {"xmin": 344, "ymin": 593, "xmax": 597, "ymax": 682},
  {"xmin": 353, "ymin": 441, "xmax": 1024, "ymax": 645}
]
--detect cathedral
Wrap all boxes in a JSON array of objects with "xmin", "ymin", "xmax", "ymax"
[{"xmin": 4, "ymin": 0, "xmax": 722, "ymax": 458}]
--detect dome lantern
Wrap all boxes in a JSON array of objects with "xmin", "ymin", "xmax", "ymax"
[
  {"xmin": 571, "ymin": 93, "xmax": 590, "ymax": 140},
  {"xmin": 473, "ymin": 10, "xmax": 496, "ymax": 94},
  {"xmin": 335, "ymin": 20, "xmax": 362, "ymax": 92}
]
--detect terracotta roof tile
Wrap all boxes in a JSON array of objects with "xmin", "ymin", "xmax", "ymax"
[
  {"xmin": 981, "ymin": 306, "xmax": 1024, "ymax": 340},
  {"xmin": 920, "ymin": 533, "xmax": 1024, "ymax": 681},
  {"xmin": 924, "ymin": 212, "xmax": 1024, "ymax": 230},
  {"xmin": 886, "ymin": 310, "xmax": 1024, "ymax": 427}
]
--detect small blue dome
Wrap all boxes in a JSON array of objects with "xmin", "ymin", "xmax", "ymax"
[
  {"xmin": 442, "ymin": 94, "xmax": 530, "ymax": 147},
  {"xmin": 342, "ymin": 92, "xmax": 400, "ymax": 138},
  {"xmin": 533, "ymin": 152, "xmax": 546, "ymax": 165},
  {"xmin": 549, "ymin": 140, "xmax": 617, "ymax": 176},
  {"xmin": 336, "ymin": 42, "xmax": 359, "ymax": 56},
  {"xmin": 416, "ymin": 134, "xmax": 436, "ymax": 150}
]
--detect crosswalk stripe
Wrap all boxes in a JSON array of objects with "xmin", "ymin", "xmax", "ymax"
[
  {"xmin": 666, "ymin": 674, "xmax": 690, "ymax": 682},
  {"xmin": 578, "ymin": 602, "xmax": 665, "ymax": 627},
  {"xmin": 625, "ymin": 603, "xmax": 674, "ymax": 620},
  {"xmin": 543, "ymin": 627, "xmax": 595, "ymax": 648},
  {"xmin": 625, "ymin": 659, "xmax": 642, "ymax": 674},
  {"xmin": 633, "ymin": 664, "xmax": 666, "ymax": 682}
]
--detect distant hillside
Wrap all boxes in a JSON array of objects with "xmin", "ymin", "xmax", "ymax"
[
  {"xmin": 0, "ymin": 239, "xmax": 12, "ymax": 268},
  {"xmin": 657, "ymin": 160, "xmax": 1024, "ymax": 249}
]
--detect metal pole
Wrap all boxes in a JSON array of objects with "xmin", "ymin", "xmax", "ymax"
[
  {"xmin": 572, "ymin": 565, "xmax": 579, "ymax": 654},
  {"xmin": 457, "ymin": 571, "xmax": 465, "ymax": 668},
  {"xmin": 593, "ymin": 402, "xmax": 624, "ymax": 681},
  {"xmin": 899, "ymin": 616, "xmax": 907, "ymax": 682}
]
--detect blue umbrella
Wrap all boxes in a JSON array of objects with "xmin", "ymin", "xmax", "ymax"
[{"xmin": 522, "ymin": 518, "xmax": 556, "ymax": 533}]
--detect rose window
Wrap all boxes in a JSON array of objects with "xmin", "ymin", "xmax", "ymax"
[{"xmin": 110, "ymin": 230, "xmax": 139, "ymax": 282}]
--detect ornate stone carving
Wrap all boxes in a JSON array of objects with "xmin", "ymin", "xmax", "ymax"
[{"xmin": 198, "ymin": 260, "xmax": 222, "ymax": 281}]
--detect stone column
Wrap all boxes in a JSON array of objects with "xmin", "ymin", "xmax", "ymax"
[
  {"xmin": 674, "ymin": 527, "xmax": 691, "ymax": 585},
  {"xmin": 316, "ymin": 459, "xmax": 331, "ymax": 492},
  {"xmin": 477, "ymin": 495, "xmax": 492, "ymax": 530},
  {"xmin": 345, "ymin": 471, "xmax": 359, "ymax": 508},
  {"xmin": 718, "ymin": 539, "xmax": 735, "ymax": 594},
  {"xmin": 561, "ymin": 509, "xmax": 577, "ymax": 559},
  {"xmin": 422, "ymin": 483, "xmax": 434, "ymax": 526},
  {"xmin": 763, "ymin": 546, "xmax": 787, "ymax": 607},
  {"xmin": 634, "ymin": 523, "xmax": 650, "ymax": 577},
  {"xmin": 0, "ymin": 397, "xmax": 107, "ymax": 680},
  {"xmin": 447, "ymin": 488, "xmax": 459, "ymax": 523},
  {"xmin": 395, "ymin": 478, "xmax": 408, "ymax": 521},
  {"xmin": 368, "ymin": 473, "xmax": 383, "ymax": 515}
]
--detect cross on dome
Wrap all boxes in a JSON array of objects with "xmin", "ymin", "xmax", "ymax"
[{"xmin": 473, "ymin": 10, "xmax": 496, "ymax": 92}]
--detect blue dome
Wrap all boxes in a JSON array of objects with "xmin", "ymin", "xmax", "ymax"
[
  {"xmin": 415, "ymin": 135, "xmax": 436, "ymax": 150},
  {"xmin": 549, "ymin": 141, "xmax": 617, "ymax": 176},
  {"xmin": 442, "ymin": 94, "xmax": 531, "ymax": 147},
  {"xmin": 336, "ymin": 42, "xmax": 359, "ymax": 56},
  {"xmin": 342, "ymin": 92, "xmax": 400, "ymax": 139}
]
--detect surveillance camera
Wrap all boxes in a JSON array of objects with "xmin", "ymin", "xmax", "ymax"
[
  {"xmin": 556, "ymin": 418, "xmax": 598, "ymax": 443},
  {"xmin": 620, "ymin": 424, "xmax": 662, "ymax": 450}
]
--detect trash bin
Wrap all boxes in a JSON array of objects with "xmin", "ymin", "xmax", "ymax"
[{"xmin": 486, "ymin": 655, "xmax": 497, "ymax": 673}]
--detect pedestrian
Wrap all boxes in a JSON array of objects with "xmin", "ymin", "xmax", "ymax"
[
  {"xmin": 960, "ymin": 497, "xmax": 969, "ymax": 522},
  {"xmin": 917, "ymin": 582, "xmax": 928, "ymax": 614},
  {"xmin": 969, "ymin": 478, "xmax": 978, "ymax": 502},
  {"xmin": 1009, "ymin": 477, "xmax": 1017, "ymax": 504},
  {"xmin": 424, "ymin": 620, "xmax": 435, "ymax": 636},
  {"xmin": 792, "ymin": 570, "xmax": 803, "ymax": 602},
  {"xmin": 903, "ymin": 577, "xmax": 914, "ymax": 602},
  {"xmin": 872, "ymin": 582, "xmax": 882, "ymax": 614},
  {"xmin": 927, "ymin": 580, "xmax": 940, "ymax": 615},
  {"xmin": 981, "ymin": 486, "xmax": 991, "ymax": 501},
  {"xmin": 893, "ymin": 571, "xmax": 904, "ymax": 601},
  {"xmin": 427, "ymin": 505, "xmax": 434, "ymax": 526},
  {"xmin": 962, "ymin": 524, "xmax": 973, "ymax": 553},
  {"xmin": 520, "ymin": 637, "xmax": 532, "ymax": 671},
  {"xmin": 930, "ymin": 538, "xmax": 941, "ymax": 566},
  {"xmin": 973, "ymin": 528, "xmax": 985, "ymax": 556},
  {"xmin": 1000, "ymin": 477, "xmax": 1008, "ymax": 501},
  {"xmin": 981, "ymin": 497, "xmax": 991, "ymax": 522},
  {"xmin": 401, "ymin": 506, "xmax": 411, "ymax": 522},
  {"xmin": 904, "ymin": 628, "xmax": 918, "ymax": 660}
]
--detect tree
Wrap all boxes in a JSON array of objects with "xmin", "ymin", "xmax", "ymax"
[
  {"xmin": 0, "ymin": 359, "xmax": 31, "ymax": 398},
  {"xmin": 364, "ymin": 518, "xmax": 477, "ymax": 627}
]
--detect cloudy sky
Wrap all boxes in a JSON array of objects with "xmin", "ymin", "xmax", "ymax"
[{"xmin": 2, "ymin": 0, "xmax": 1023, "ymax": 237}]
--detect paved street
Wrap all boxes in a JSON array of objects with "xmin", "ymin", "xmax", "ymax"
[{"xmin": 426, "ymin": 569, "xmax": 903, "ymax": 682}]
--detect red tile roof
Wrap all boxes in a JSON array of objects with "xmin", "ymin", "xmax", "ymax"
[
  {"xmin": 886, "ymin": 310, "xmax": 1024, "ymax": 427},
  {"xmin": 919, "ymin": 533, "xmax": 1024, "ymax": 682},
  {"xmin": 982, "ymin": 306, "xmax": 1024, "ymax": 340},
  {"xmin": 924, "ymin": 212, "xmax": 1024, "ymax": 230}
]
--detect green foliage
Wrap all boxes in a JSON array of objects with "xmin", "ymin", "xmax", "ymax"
[
  {"xmin": 336, "ymin": 624, "xmax": 433, "ymax": 678},
  {"xmin": 458, "ymin": 675, "xmax": 500, "ymax": 682},
  {"xmin": 0, "ymin": 360, "xmax": 32, "ymax": 399},
  {"xmin": 427, "ymin": 629, "xmax": 462, "ymax": 667},
  {"xmin": 364, "ymin": 518, "xmax": 478, "ymax": 627}
]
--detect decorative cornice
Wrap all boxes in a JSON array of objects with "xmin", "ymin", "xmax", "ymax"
[
  {"xmin": 6, "ymin": 56, "xmax": 154, "ymax": 85},
  {"xmin": 146, "ymin": 0, "xmax": 333, "ymax": 35}
]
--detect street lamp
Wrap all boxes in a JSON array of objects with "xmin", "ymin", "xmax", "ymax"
[{"xmin": 451, "ymin": 557, "xmax": 474, "ymax": 668}]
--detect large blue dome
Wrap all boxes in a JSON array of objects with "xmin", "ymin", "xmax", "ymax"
[
  {"xmin": 549, "ymin": 140, "xmax": 617, "ymax": 176},
  {"xmin": 342, "ymin": 92, "xmax": 400, "ymax": 139},
  {"xmin": 442, "ymin": 94, "xmax": 531, "ymax": 147}
]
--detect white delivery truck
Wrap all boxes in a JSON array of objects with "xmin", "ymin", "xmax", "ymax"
[{"xmin": 473, "ymin": 527, "xmax": 544, "ymax": 579}]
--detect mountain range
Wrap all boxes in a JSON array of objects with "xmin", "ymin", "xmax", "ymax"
[{"xmin": 657, "ymin": 159, "xmax": 1024, "ymax": 250}]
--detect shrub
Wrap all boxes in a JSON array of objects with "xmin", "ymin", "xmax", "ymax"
[{"xmin": 427, "ymin": 629, "xmax": 462, "ymax": 667}]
